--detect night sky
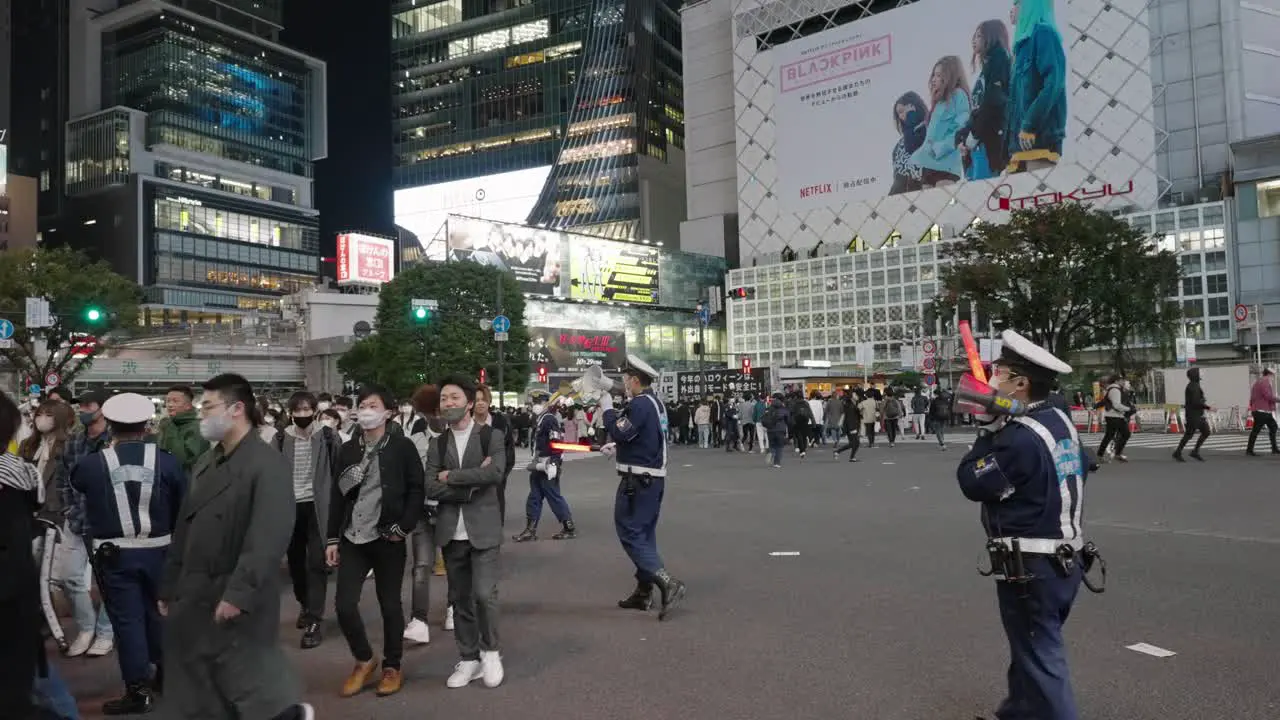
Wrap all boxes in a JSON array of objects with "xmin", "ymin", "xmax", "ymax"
[{"xmin": 281, "ymin": 1, "xmax": 395, "ymax": 279}]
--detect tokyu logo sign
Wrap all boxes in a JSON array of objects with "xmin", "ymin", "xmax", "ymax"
[{"xmin": 988, "ymin": 181, "xmax": 1133, "ymax": 212}]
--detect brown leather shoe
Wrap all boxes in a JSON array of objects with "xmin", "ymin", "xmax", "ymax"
[
  {"xmin": 375, "ymin": 667, "xmax": 403, "ymax": 696},
  {"xmin": 340, "ymin": 659, "xmax": 378, "ymax": 697}
]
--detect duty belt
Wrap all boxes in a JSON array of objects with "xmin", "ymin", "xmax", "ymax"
[
  {"xmin": 618, "ymin": 470, "xmax": 655, "ymax": 515},
  {"xmin": 979, "ymin": 537, "xmax": 1107, "ymax": 595}
]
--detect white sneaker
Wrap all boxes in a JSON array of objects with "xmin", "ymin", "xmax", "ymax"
[
  {"xmin": 86, "ymin": 635, "xmax": 114, "ymax": 657},
  {"xmin": 66, "ymin": 632, "xmax": 94, "ymax": 657},
  {"xmin": 447, "ymin": 660, "xmax": 484, "ymax": 688},
  {"xmin": 298, "ymin": 703, "xmax": 315, "ymax": 720},
  {"xmin": 402, "ymin": 619, "xmax": 430, "ymax": 644},
  {"xmin": 480, "ymin": 650, "xmax": 504, "ymax": 688},
  {"xmin": 444, "ymin": 606, "xmax": 455, "ymax": 631}
]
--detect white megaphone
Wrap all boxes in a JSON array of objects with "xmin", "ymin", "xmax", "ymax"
[{"xmin": 572, "ymin": 364, "xmax": 622, "ymax": 401}]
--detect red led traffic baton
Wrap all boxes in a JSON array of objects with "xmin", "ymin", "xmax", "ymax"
[
  {"xmin": 958, "ymin": 320, "xmax": 987, "ymax": 384},
  {"xmin": 550, "ymin": 442, "xmax": 594, "ymax": 453}
]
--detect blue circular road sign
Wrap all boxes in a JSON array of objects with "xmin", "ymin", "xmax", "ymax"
[
  {"xmin": 492, "ymin": 315, "xmax": 511, "ymax": 333},
  {"xmin": 29, "ymin": 384, "xmax": 41, "ymax": 396},
  {"xmin": 0, "ymin": 319, "xmax": 13, "ymax": 339},
  {"xmin": 924, "ymin": 374, "xmax": 937, "ymax": 386}
]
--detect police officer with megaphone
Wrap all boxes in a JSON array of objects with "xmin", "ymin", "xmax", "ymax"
[{"xmin": 956, "ymin": 330, "xmax": 1105, "ymax": 720}]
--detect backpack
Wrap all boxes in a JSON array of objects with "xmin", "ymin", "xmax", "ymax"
[
  {"xmin": 437, "ymin": 425, "xmax": 493, "ymax": 467},
  {"xmin": 761, "ymin": 407, "xmax": 779, "ymax": 430},
  {"xmin": 883, "ymin": 398, "xmax": 903, "ymax": 419}
]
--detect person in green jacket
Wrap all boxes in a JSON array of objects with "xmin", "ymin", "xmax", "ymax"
[{"xmin": 157, "ymin": 384, "xmax": 210, "ymax": 473}]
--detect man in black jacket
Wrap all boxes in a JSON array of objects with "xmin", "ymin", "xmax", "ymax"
[
  {"xmin": 1174, "ymin": 367, "xmax": 1211, "ymax": 462},
  {"xmin": 326, "ymin": 385, "xmax": 425, "ymax": 698}
]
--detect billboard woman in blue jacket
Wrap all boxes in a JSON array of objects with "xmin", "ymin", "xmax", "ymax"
[
  {"xmin": 1005, "ymin": 0, "xmax": 1067, "ymax": 173},
  {"xmin": 956, "ymin": 19, "xmax": 1012, "ymax": 180},
  {"xmin": 910, "ymin": 56, "xmax": 972, "ymax": 188}
]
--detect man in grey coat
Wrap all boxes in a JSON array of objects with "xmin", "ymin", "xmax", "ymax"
[
  {"xmin": 159, "ymin": 373, "xmax": 312, "ymax": 720},
  {"xmin": 425, "ymin": 374, "xmax": 508, "ymax": 691}
]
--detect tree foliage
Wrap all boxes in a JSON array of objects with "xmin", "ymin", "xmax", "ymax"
[
  {"xmin": 338, "ymin": 262, "xmax": 530, "ymax": 399},
  {"xmin": 935, "ymin": 204, "xmax": 1181, "ymax": 372},
  {"xmin": 0, "ymin": 246, "xmax": 142, "ymax": 385}
]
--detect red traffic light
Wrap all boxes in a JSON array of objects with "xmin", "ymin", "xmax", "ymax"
[
  {"xmin": 728, "ymin": 287, "xmax": 756, "ymax": 299},
  {"xmin": 536, "ymin": 365, "xmax": 548, "ymax": 383},
  {"xmin": 741, "ymin": 356, "xmax": 751, "ymax": 374},
  {"xmin": 479, "ymin": 368, "xmax": 487, "ymax": 384}
]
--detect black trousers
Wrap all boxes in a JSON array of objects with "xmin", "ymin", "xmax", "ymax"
[
  {"xmin": 1247, "ymin": 411, "xmax": 1279, "ymax": 452},
  {"xmin": 335, "ymin": 538, "xmax": 407, "ymax": 669},
  {"xmin": 793, "ymin": 424, "xmax": 809, "ymax": 453},
  {"xmin": 834, "ymin": 430, "xmax": 861, "ymax": 460},
  {"xmin": 1098, "ymin": 417, "xmax": 1131, "ymax": 456},
  {"xmin": 864, "ymin": 422, "xmax": 877, "ymax": 446},
  {"xmin": 1176, "ymin": 416, "xmax": 1211, "ymax": 454},
  {"xmin": 741, "ymin": 423, "xmax": 755, "ymax": 450},
  {"xmin": 286, "ymin": 501, "xmax": 327, "ymax": 620},
  {"xmin": 884, "ymin": 419, "xmax": 900, "ymax": 444}
]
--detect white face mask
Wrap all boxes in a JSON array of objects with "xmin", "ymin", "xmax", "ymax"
[
  {"xmin": 200, "ymin": 411, "xmax": 235, "ymax": 442},
  {"xmin": 532, "ymin": 404, "xmax": 545, "ymax": 415},
  {"xmin": 35, "ymin": 416, "xmax": 55, "ymax": 433},
  {"xmin": 357, "ymin": 408, "xmax": 388, "ymax": 430}
]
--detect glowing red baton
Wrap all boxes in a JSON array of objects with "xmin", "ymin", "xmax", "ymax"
[
  {"xmin": 958, "ymin": 320, "xmax": 987, "ymax": 384},
  {"xmin": 550, "ymin": 442, "xmax": 594, "ymax": 453}
]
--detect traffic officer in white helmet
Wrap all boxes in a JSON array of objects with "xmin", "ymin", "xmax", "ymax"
[
  {"xmin": 956, "ymin": 330, "xmax": 1105, "ymax": 720},
  {"xmin": 599, "ymin": 354, "xmax": 686, "ymax": 620},
  {"xmin": 71, "ymin": 392, "xmax": 187, "ymax": 715}
]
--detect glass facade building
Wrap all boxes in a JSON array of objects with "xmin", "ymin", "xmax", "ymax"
[
  {"xmin": 391, "ymin": 0, "xmax": 684, "ymax": 242},
  {"xmin": 726, "ymin": 202, "xmax": 1234, "ymax": 371},
  {"xmin": 101, "ymin": 13, "xmax": 318, "ymax": 177}
]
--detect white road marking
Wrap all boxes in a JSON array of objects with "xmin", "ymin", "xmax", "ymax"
[
  {"xmin": 882, "ymin": 462, "xmax": 896, "ymax": 465},
  {"xmin": 909, "ymin": 486, "xmax": 921, "ymax": 491},
  {"xmin": 768, "ymin": 551, "xmax": 801, "ymax": 557},
  {"xmin": 1126, "ymin": 643, "xmax": 1177, "ymax": 658},
  {"xmin": 682, "ymin": 464, "xmax": 694, "ymax": 468}
]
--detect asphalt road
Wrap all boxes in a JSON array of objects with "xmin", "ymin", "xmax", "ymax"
[{"xmin": 57, "ymin": 436, "xmax": 1280, "ymax": 720}]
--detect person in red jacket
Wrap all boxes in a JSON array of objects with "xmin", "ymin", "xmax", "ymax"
[{"xmin": 1247, "ymin": 368, "xmax": 1279, "ymax": 456}]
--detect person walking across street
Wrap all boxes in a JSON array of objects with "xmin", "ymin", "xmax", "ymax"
[
  {"xmin": 833, "ymin": 391, "xmax": 862, "ymax": 462},
  {"xmin": 762, "ymin": 394, "xmax": 790, "ymax": 468},
  {"xmin": 694, "ymin": 400, "xmax": 711, "ymax": 449},
  {"xmin": 754, "ymin": 394, "xmax": 770, "ymax": 454},
  {"xmin": 1096, "ymin": 375, "xmax": 1132, "ymax": 462},
  {"xmin": 513, "ymin": 389, "xmax": 576, "ymax": 543},
  {"xmin": 880, "ymin": 390, "xmax": 905, "ymax": 447},
  {"xmin": 910, "ymin": 389, "xmax": 929, "ymax": 439},
  {"xmin": 161, "ymin": 374, "xmax": 313, "ymax": 720},
  {"xmin": 1174, "ymin": 367, "xmax": 1211, "ymax": 462},
  {"xmin": 1246, "ymin": 368, "xmax": 1279, "ymax": 456},
  {"xmin": 601, "ymin": 355, "xmax": 687, "ymax": 620},
  {"xmin": 72, "ymin": 393, "xmax": 186, "ymax": 715},
  {"xmin": 858, "ymin": 392, "xmax": 879, "ymax": 447},
  {"xmin": 425, "ymin": 375, "xmax": 508, "ymax": 689},
  {"xmin": 277, "ymin": 391, "xmax": 342, "ymax": 650},
  {"xmin": 929, "ymin": 389, "xmax": 951, "ymax": 450},
  {"xmin": 957, "ymin": 330, "xmax": 1094, "ymax": 720},
  {"xmin": 328, "ymin": 385, "xmax": 424, "ymax": 698},
  {"xmin": 737, "ymin": 394, "xmax": 757, "ymax": 452},
  {"xmin": 824, "ymin": 391, "xmax": 844, "ymax": 445}
]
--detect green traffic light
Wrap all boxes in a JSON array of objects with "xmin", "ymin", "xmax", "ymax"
[
  {"xmin": 86, "ymin": 308, "xmax": 102, "ymax": 322},
  {"xmin": 414, "ymin": 307, "xmax": 428, "ymax": 321}
]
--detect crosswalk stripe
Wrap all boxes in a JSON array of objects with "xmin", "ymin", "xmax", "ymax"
[{"xmin": 1077, "ymin": 432, "xmax": 1257, "ymax": 451}]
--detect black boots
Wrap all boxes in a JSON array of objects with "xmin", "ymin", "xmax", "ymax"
[
  {"xmin": 513, "ymin": 521, "xmax": 537, "ymax": 542},
  {"xmin": 301, "ymin": 619, "xmax": 323, "ymax": 649},
  {"xmin": 653, "ymin": 569, "xmax": 687, "ymax": 621},
  {"xmin": 617, "ymin": 582, "xmax": 655, "ymax": 611},
  {"xmin": 552, "ymin": 520, "xmax": 577, "ymax": 540},
  {"xmin": 103, "ymin": 684, "xmax": 155, "ymax": 715}
]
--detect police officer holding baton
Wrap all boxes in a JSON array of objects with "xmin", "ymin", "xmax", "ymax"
[
  {"xmin": 600, "ymin": 354, "xmax": 687, "ymax": 620},
  {"xmin": 956, "ymin": 330, "xmax": 1105, "ymax": 720}
]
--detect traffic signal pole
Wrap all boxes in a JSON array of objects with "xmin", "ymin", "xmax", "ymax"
[{"xmin": 496, "ymin": 272, "xmax": 505, "ymax": 409}]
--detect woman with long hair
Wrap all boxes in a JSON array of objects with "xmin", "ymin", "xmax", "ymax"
[
  {"xmin": 956, "ymin": 19, "xmax": 1012, "ymax": 179},
  {"xmin": 20, "ymin": 400, "xmax": 75, "ymax": 523},
  {"xmin": 889, "ymin": 91, "xmax": 929, "ymax": 195},
  {"xmin": 910, "ymin": 55, "xmax": 972, "ymax": 187},
  {"xmin": 1005, "ymin": 0, "xmax": 1067, "ymax": 173}
]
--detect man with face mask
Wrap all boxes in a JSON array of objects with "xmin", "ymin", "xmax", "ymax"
[
  {"xmin": 160, "ymin": 373, "xmax": 312, "ymax": 720},
  {"xmin": 512, "ymin": 389, "xmax": 576, "ymax": 543},
  {"xmin": 600, "ymin": 355, "xmax": 686, "ymax": 620},
  {"xmin": 956, "ymin": 330, "xmax": 1097, "ymax": 720},
  {"xmin": 276, "ymin": 391, "xmax": 343, "ymax": 650},
  {"xmin": 327, "ymin": 385, "xmax": 424, "ymax": 698}
]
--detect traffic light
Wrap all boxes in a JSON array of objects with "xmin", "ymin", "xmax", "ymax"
[
  {"xmin": 411, "ymin": 298, "xmax": 438, "ymax": 324},
  {"xmin": 728, "ymin": 287, "xmax": 756, "ymax": 300},
  {"xmin": 479, "ymin": 368, "xmax": 487, "ymax": 384},
  {"xmin": 412, "ymin": 306, "xmax": 430, "ymax": 322},
  {"xmin": 741, "ymin": 356, "xmax": 752, "ymax": 374},
  {"xmin": 536, "ymin": 364, "xmax": 548, "ymax": 383},
  {"xmin": 84, "ymin": 306, "xmax": 103, "ymax": 323}
]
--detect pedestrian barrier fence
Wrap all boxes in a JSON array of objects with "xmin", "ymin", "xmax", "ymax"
[{"xmin": 1069, "ymin": 406, "xmax": 1248, "ymax": 434}]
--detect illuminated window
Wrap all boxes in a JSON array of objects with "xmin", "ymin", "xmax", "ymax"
[
  {"xmin": 567, "ymin": 113, "xmax": 634, "ymax": 137},
  {"xmin": 474, "ymin": 28, "xmax": 509, "ymax": 53},
  {"xmin": 560, "ymin": 139, "xmax": 634, "ymax": 164},
  {"xmin": 1257, "ymin": 179, "xmax": 1280, "ymax": 218},
  {"xmin": 510, "ymin": 19, "xmax": 549, "ymax": 45},
  {"xmin": 392, "ymin": 0, "xmax": 463, "ymax": 39},
  {"xmin": 399, "ymin": 126, "xmax": 558, "ymax": 164}
]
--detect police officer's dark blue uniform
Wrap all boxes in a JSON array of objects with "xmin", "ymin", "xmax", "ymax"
[
  {"xmin": 601, "ymin": 354, "xmax": 686, "ymax": 620},
  {"xmin": 957, "ymin": 330, "xmax": 1098, "ymax": 720},
  {"xmin": 71, "ymin": 393, "xmax": 187, "ymax": 715},
  {"xmin": 512, "ymin": 390, "xmax": 576, "ymax": 542}
]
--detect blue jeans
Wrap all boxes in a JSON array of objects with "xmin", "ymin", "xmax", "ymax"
[
  {"xmin": 697, "ymin": 424, "xmax": 711, "ymax": 448},
  {"xmin": 768, "ymin": 435, "xmax": 784, "ymax": 466},
  {"xmin": 33, "ymin": 662, "xmax": 80, "ymax": 719},
  {"xmin": 56, "ymin": 525, "xmax": 113, "ymax": 640}
]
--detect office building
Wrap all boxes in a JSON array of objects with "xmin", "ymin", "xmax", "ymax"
[
  {"xmin": 392, "ymin": 0, "xmax": 688, "ymax": 252},
  {"xmin": 677, "ymin": 0, "xmax": 1280, "ymax": 368},
  {"xmin": 14, "ymin": 0, "xmax": 326, "ymax": 326}
]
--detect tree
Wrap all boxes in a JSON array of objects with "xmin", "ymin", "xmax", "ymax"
[
  {"xmin": 338, "ymin": 262, "xmax": 530, "ymax": 399},
  {"xmin": 0, "ymin": 246, "xmax": 142, "ymax": 386},
  {"xmin": 935, "ymin": 204, "xmax": 1181, "ymax": 371}
]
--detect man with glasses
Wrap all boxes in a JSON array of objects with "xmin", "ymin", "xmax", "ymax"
[{"xmin": 160, "ymin": 374, "xmax": 312, "ymax": 720}]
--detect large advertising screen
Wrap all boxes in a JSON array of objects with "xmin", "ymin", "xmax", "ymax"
[
  {"xmin": 568, "ymin": 237, "xmax": 659, "ymax": 304},
  {"xmin": 528, "ymin": 327, "xmax": 627, "ymax": 374},
  {"xmin": 674, "ymin": 369, "xmax": 769, "ymax": 403},
  {"xmin": 446, "ymin": 217, "xmax": 562, "ymax": 295},
  {"xmin": 773, "ymin": 0, "xmax": 1077, "ymax": 212},
  {"xmin": 336, "ymin": 233, "xmax": 395, "ymax": 285},
  {"xmin": 394, "ymin": 165, "xmax": 553, "ymax": 259}
]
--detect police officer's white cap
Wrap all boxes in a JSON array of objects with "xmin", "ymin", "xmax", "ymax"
[
  {"xmin": 102, "ymin": 392, "xmax": 154, "ymax": 424},
  {"xmin": 622, "ymin": 354, "xmax": 658, "ymax": 381},
  {"xmin": 999, "ymin": 330, "xmax": 1072, "ymax": 376}
]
